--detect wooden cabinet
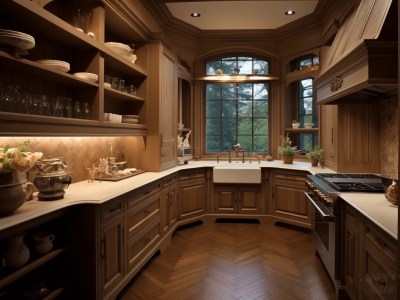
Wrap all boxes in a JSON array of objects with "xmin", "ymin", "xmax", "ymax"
[
  {"xmin": 0, "ymin": 0, "xmax": 148, "ymax": 136},
  {"xmin": 178, "ymin": 169, "xmax": 207, "ymax": 221},
  {"xmin": 269, "ymin": 169, "xmax": 310, "ymax": 228},
  {"xmin": 319, "ymin": 103, "xmax": 380, "ymax": 173},
  {"xmin": 342, "ymin": 202, "xmax": 397, "ymax": 300},
  {"xmin": 99, "ymin": 196, "xmax": 125, "ymax": 299},
  {"xmin": 214, "ymin": 185, "xmax": 261, "ymax": 214},
  {"xmin": 161, "ymin": 175, "xmax": 178, "ymax": 235},
  {"xmin": 0, "ymin": 209, "xmax": 73, "ymax": 299},
  {"xmin": 343, "ymin": 204, "xmax": 359, "ymax": 300},
  {"xmin": 141, "ymin": 41, "xmax": 178, "ymax": 171}
]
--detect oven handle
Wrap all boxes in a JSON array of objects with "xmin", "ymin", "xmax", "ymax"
[{"xmin": 304, "ymin": 192, "xmax": 335, "ymax": 222}]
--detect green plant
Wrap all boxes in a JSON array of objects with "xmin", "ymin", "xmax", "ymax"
[
  {"xmin": 306, "ymin": 145, "xmax": 324, "ymax": 162},
  {"xmin": 278, "ymin": 135, "xmax": 297, "ymax": 156},
  {"xmin": 0, "ymin": 140, "xmax": 42, "ymax": 172}
]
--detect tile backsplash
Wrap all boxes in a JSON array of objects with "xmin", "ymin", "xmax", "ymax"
[
  {"xmin": 380, "ymin": 95, "xmax": 398, "ymax": 176},
  {"xmin": 0, "ymin": 136, "xmax": 130, "ymax": 183}
]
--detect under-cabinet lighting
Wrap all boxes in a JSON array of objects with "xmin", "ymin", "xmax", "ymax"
[
  {"xmin": 285, "ymin": 10, "xmax": 295, "ymax": 15},
  {"xmin": 191, "ymin": 12, "xmax": 201, "ymax": 17}
]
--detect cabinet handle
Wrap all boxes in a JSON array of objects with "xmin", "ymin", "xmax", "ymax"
[
  {"xmin": 144, "ymin": 209, "xmax": 151, "ymax": 214},
  {"xmin": 144, "ymin": 237, "xmax": 151, "ymax": 243},
  {"xmin": 331, "ymin": 128, "xmax": 334, "ymax": 145},
  {"xmin": 101, "ymin": 239, "xmax": 106, "ymax": 259}
]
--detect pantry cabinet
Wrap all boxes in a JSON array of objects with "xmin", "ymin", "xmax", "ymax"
[
  {"xmin": 342, "ymin": 202, "xmax": 397, "ymax": 300},
  {"xmin": 213, "ymin": 185, "xmax": 261, "ymax": 214},
  {"xmin": 161, "ymin": 175, "xmax": 178, "ymax": 235},
  {"xmin": 319, "ymin": 103, "xmax": 380, "ymax": 173},
  {"xmin": 0, "ymin": 0, "xmax": 149, "ymax": 136},
  {"xmin": 269, "ymin": 169, "xmax": 310, "ymax": 228}
]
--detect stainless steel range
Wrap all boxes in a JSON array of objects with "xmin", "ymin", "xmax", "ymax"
[{"xmin": 305, "ymin": 173, "xmax": 385, "ymax": 299}]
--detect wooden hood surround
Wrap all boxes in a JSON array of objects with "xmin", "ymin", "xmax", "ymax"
[{"xmin": 315, "ymin": 0, "xmax": 398, "ymax": 104}]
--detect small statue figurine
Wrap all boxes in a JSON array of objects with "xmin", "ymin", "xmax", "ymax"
[{"xmin": 182, "ymin": 131, "xmax": 191, "ymax": 147}]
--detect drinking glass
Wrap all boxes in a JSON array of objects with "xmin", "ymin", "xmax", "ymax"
[
  {"xmin": 40, "ymin": 95, "xmax": 51, "ymax": 116},
  {"xmin": 0, "ymin": 83, "xmax": 5, "ymax": 111},
  {"xmin": 18, "ymin": 91, "xmax": 31, "ymax": 114},
  {"xmin": 119, "ymin": 79, "xmax": 126, "ymax": 92},
  {"xmin": 127, "ymin": 84, "xmax": 137, "ymax": 95},
  {"xmin": 82, "ymin": 102, "xmax": 90, "ymax": 119},
  {"xmin": 4, "ymin": 85, "xmax": 19, "ymax": 113},
  {"xmin": 31, "ymin": 95, "xmax": 44, "ymax": 115},
  {"xmin": 64, "ymin": 97, "xmax": 73, "ymax": 118},
  {"xmin": 111, "ymin": 77, "xmax": 120, "ymax": 90},
  {"xmin": 53, "ymin": 96, "xmax": 64, "ymax": 117},
  {"xmin": 73, "ymin": 101, "xmax": 82, "ymax": 119}
]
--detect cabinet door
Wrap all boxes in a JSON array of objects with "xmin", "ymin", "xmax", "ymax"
[
  {"xmin": 178, "ymin": 177, "xmax": 206, "ymax": 220},
  {"xmin": 359, "ymin": 220, "xmax": 397, "ymax": 300},
  {"xmin": 100, "ymin": 218, "xmax": 124, "ymax": 298},
  {"xmin": 270, "ymin": 170, "xmax": 310, "ymax": 227},
  {"xmin": 237, "ymin": 186, "xmax": 261, "ymax": 214},
  {"xmin": 214, "ymin": 186, "xmax": 236, "ymax": 214},
  {"xmin": 343, "ymin": 205, "xmax": 359, "ymax": 300},
  {"xmin": 161, "ymin": 182, "xmax": 178, "ymax": 235},
  {"xmin": 320, "ymin": 104, "xmax": 337, "ymax": 170}
]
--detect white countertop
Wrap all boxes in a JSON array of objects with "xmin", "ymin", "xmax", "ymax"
[
  {"xmin": 340, "ymin": 193, "xmax": 398, "ymax": 239},
  {"xmin": 0, "ymin": 160, "xmax": 397, "ymax": 240}
]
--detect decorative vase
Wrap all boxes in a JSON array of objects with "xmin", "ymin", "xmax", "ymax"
[
  {"xmin": 310, "ymin": 157, "xmax": 319, "ymax": 167},
  {"xmin": 3, "ymin": 234, "xmax": 30, "ymax": 269},
  {"xmin": 282, "ymin": 155, "xmax": 293, "ymax": 164},
  {"xmin": 33, "ymin": 232, "xmax": 56, "ymax": 255}
]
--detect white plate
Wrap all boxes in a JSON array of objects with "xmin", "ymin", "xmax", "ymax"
[
  {"xmin": 0, "ymin": 33, "xmax": 35, "ymax": 50},
  {"xmin": 105, "ymin": 42, "xmax": 132, "ymax": 55},
  {"xmin": 122, "ymin": 118, "xmax": 139, "ymax": 124},
  {"xmin": 73, "ymin": 72, "xmax": 98, "ymax": 83},
  {"xmin": 0, "ymin": 29, "xmax": 35, "ymax": 41},
  {"xmin": 36, "ymin": 60, "xmax": 70, "ymax": 72},
  {"xmin": 122, "ymin": 114, "xmax": 139, "ymax": 119}
]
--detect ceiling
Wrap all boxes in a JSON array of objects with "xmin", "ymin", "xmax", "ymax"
[{"xmin": 163, "ymin": 1, "xmax": 319, "ymax": 30}]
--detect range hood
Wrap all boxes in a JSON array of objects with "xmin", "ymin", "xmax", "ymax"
[{"xmin": 315, "ymin": 0, "xmax": 398, "ymax": 104}]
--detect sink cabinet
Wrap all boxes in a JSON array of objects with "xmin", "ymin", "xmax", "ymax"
[
  {"xmin": 0, "ymin": 0, "xmax": 148, "ymax": 136},
  {"xmin": 269, "ymin": 169, "xmax": 310, "ymax": 228},
  {"xmin": 213, "ymin": 185, "xmax": 262, "ymax": 214}
]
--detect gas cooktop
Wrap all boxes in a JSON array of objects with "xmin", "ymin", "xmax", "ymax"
[{"xmin": 315, "ymin": 173, "xmax": 385, "ymax": 193}]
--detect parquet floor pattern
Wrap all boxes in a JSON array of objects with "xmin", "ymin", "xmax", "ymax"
[{"xmin": 118, "ymin": 221, "xmax": 336, "ymax": 300}]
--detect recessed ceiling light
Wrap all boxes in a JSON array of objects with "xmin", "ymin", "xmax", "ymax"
[
  {"xmin": 285, "ymin": 10, "xmax": 295, "ymax": 16},
  {"xmin": 191, "ymin": 12, "xmax": 201, "ymax": 17}
]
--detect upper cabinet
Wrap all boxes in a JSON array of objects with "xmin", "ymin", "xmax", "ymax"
[{"xmin": 0, "ymin": 0, "xmax": 149, "ymax": 136}]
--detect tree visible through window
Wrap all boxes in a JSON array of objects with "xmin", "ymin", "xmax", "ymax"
[{"xmin": 205, "ymin": 56, "xmax": 270, "ymax": 153}]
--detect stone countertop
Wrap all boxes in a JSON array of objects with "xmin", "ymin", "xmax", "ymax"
[
  {"xmin": 340, "ymin": 193, "xmax": 398, "ymax": 239},
  {"xmin": 0, "ymin": 160, "xmax": 397, "ymax": 240}
]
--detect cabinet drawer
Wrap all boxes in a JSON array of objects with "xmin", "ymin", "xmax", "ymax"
[
  {"xmin": 163, "ymin": 175, "xmax": 178, "ymax": 188},
  {"xmin": 179, "ymin": 169, "xmax": 205, "ymax": 181},
  {"xmin": 126, "ymin": 195, "xmax": 160, "ymax": 238},
  {"xmin": 364, "ymin": 219, "xmax": 396, "ymax": 264},
  {"xmin": 272, "ymin": 170, "xmax": 307, "ymax": 184},
  {"xmin": 127, "ymin": 182, "xmax": 161, "ymax": 209},
  {"xmin": 126, "ymin": 218, "xmax": 161, "ymax": 271},
  {"xmin": 100, "ymin": 196, "xmax": 125, "ymax": 224}
]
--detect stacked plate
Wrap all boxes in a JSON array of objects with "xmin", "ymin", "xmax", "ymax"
[
  {"xmin": 0, "ymin": 29, "xmax": 35, "ymax": 50},
  {"xmin": 105, "ymin": 42, "xmax": 136, "ymax": 64},
  {"xmin": 36, "ymin": 60, "xmax": 70, "ymax": 72},
  {"xmin": 122, "ymin": 115, "xmax": 139, "ymax": 124},
  {"xmin": 73, "ymin": 72, "xmax": 98, "ymax": 83}
]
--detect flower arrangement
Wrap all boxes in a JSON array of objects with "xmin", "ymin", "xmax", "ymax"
[{"xmin": 0, "ymin": 140, "xmax": 43, "ymax": 173}]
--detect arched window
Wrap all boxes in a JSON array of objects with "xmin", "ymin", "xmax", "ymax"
[{"xmin": 205, "ymin": 56, "xmax": 270, "ymax": 153}]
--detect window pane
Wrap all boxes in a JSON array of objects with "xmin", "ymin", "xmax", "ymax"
[{"xmin": 205, "ymin": 56, "xmax": 270, "ymax": 153}]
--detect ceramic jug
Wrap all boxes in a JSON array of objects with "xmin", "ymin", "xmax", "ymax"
[
  {"xmin": 33, "ymin": 232, "xmax": 55, "ymax": 255},
  {"xmin": 292, "ymin": 120, "xmax": 300, "ymax": 128},
  {"xmin": 3, "ymin": 234, "xmax": 30, "ymax": 269}
]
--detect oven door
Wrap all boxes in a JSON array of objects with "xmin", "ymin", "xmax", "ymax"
[{"xmin": 305, "ymin": 192, "xmax": 340, "ymax": 284}]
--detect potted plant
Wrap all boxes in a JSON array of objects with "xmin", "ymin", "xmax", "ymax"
[
  {"xmin": 306, "ymin": 145, "xmax": 324, "ymax": 167},
  {"xmin": 278, "ymin": 135, "xmax": 296, "ymax": 164}
]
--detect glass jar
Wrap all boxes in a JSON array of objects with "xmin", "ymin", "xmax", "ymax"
[
  {"xmin": 73, "ymin": 101, "xmax": 82, "ymax": 119},
  {"xmin": 82, "ymin": 102, "xmax": 90, "ymax": 119}
]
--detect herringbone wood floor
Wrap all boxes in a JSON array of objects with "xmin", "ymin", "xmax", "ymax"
[{"xmin": 118, "ymin": 221, "xmax": 336, "ymax": 300}]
